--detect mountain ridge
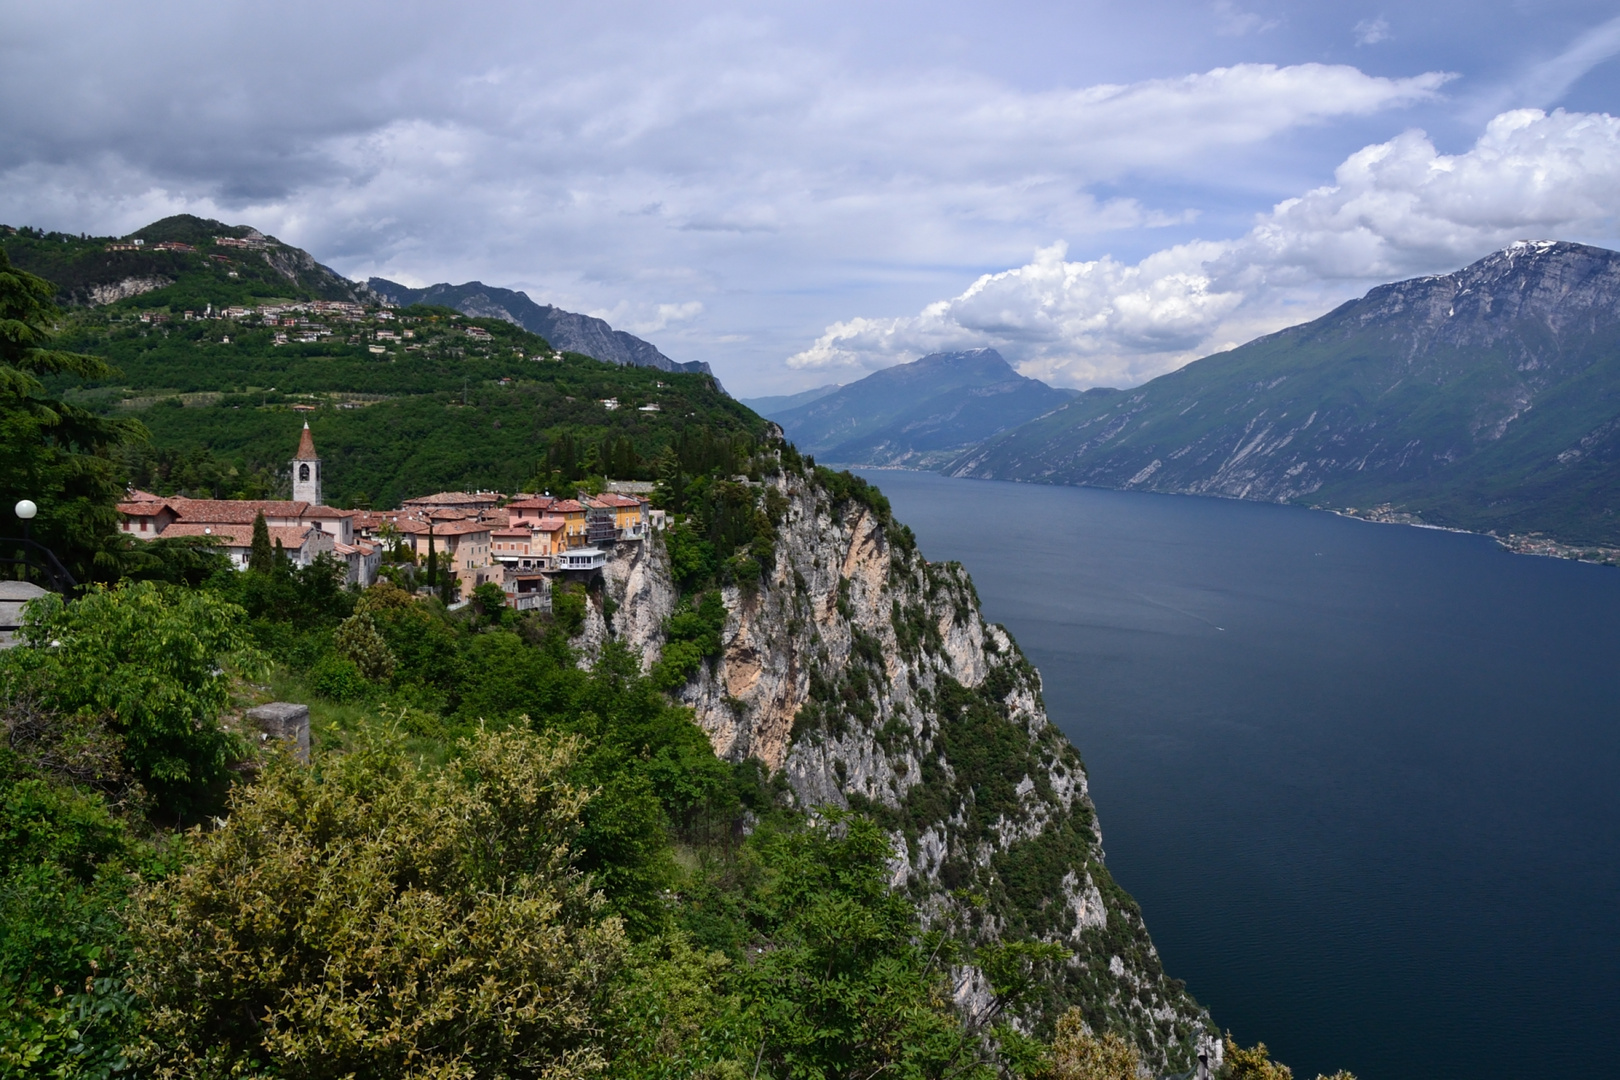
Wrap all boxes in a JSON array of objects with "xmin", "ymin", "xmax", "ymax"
[
  {"xmin": 367, "ymin": 277, "xmax": 714, "ymax": 377},
  {"xmin": 773, "ymin": 348, "xmax": 1076, "ymax": 468},
  {"xmin": 950, "ymin": 241, "xmax": 1620, "ymax": 548}
]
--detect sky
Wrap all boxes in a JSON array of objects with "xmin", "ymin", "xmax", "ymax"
[{"xmin": 4, "ymin": 1, "xmax": 1620, "ymax": 395}]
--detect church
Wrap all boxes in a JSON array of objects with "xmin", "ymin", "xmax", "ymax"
[{"xmin": 115, "ymin": 423, "xmax": 380, "ymax": 585}]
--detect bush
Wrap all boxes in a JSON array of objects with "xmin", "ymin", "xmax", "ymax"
[
  {"xmin": 0, "ymin": 581, "xmax": 261, "ymax": 819},
  {"xmin": 332, "ymin": 611, "xmax": 395, "ymax": 682},
  {"xmin": 308, "ymin": 652, "xmax": 368, "ymax": 703},
  {"xmin": 552, "ymin": 583, "xmax": 588, "ymax": 637},
  {"xmin": 128, "ymin": 726, "xmax": 628, "ymax": 1080}
]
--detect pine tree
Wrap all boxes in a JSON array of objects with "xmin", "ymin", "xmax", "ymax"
[{"xmin": 249, "ymin": 511, "xmax": 272, "ymax": 573}]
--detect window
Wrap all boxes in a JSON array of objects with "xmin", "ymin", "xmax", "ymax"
[{"xmin": 299, "ymin": 464, "xmax": 310, "ymax": 482}]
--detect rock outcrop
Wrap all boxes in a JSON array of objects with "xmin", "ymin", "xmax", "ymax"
[{"xmin": 601, "ymin": 464, "xmax": 1212, "ymax": 1068}]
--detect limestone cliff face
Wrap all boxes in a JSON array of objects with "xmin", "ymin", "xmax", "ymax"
[{"xmin": 600, "ymin": 467, "xmax": 1212, "ymax": 1068}]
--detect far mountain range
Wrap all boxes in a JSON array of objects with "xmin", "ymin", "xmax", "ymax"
[
  {"xmin": 762, "ymin": 241, "xmax": 1620, "ymax": 550},
  {"xmin": 747, "ymin": 348, "xmax": 1077, "ymax": 468}
]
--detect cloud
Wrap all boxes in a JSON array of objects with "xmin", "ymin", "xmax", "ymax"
[
  {"xmin": 0, "ymin": 4, "xmax": 1453, "ymax": 392},
  {"xmin": 1354, "ymin": 18, "xmax": 1391, "ymax": 46},
  {"xmin": 1509, "ymin": 14, "xmax": 1620, "ymax": 107},
  {"xmin": 788, "ymin": 108, "xmax": 1620, "ymax": 388},
  {"xmin": 1214, "ymin": 2, "xmax": 1280, "ymax": 37}
]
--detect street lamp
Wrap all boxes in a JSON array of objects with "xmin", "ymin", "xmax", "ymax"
[{"xmin": 3, "ymin": 498, "xmax": 76, "ymax": 591}]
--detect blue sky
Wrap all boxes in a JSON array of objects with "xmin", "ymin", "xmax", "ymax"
[{"xmin": 4, "ymin": 0, "xmax": 1620, "ymax": 394}]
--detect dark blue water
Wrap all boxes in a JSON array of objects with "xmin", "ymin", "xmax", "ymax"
[{"xmin": 858, "ymin": 470, "xmax": 1620, "ymax": 1080}]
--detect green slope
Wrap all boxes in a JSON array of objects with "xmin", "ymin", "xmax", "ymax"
[
  {"xmin": 951, "ymin": 241, "xmax": 1620, "ymax": 546},
  {"xmin": 5, "ymin": 218, "xmax": 759, "ymax": 507}
]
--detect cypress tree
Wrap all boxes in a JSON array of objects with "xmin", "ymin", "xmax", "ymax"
[
  {"xmin": 425, "ymin": 528, "xmax": 437, "ymax": 594},
  {"xmin": 249, "ymin": 511, "xmax": 273, "ymax": 572}
]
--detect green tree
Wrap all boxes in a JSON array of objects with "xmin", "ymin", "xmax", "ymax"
[
  {"xmin": 0, "ymin": 753, "xmax": 145, "ymax": 1080},
  {"xmin": 332, "ymin": 611, "xmax": 395, "ymax": 682},
  {"xmin": 424, "ymin": 527, "xmax": 438, "ymax": 592},
  {"xmin": 740, "ymin": 813, "xmax": 979, "ymax": 1080},
  {"xmin": 0, "ymin": 245, "xmax": 142, "ymax": 583},
  {"xmin": 127, "ymin": 726, "xmax": 628, "ymax": 1080},
  {"xmin": 248, "ymin": 510, "xmax": 272, "ymax": 573},
  {"xmin": 0, "ymin": 581, "xmax": 262, "ymax": 819}
]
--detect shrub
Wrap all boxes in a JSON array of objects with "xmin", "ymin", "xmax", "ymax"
[
  {"xmin": 0, "ymin": 581, "xmax": 261, "ymax": 819},
  {"xmin": 1049, "ymin": 1007, "xmax": 1141, "ymax": 1080},
  {"xmin": 128, "ymin": 726, "xmax": 628, "ymax": 1080},
  {"xmin": 308, "ymin": 652, "xmax": 368, "ymax": 703},
  {"xmin": 332, "ymin": 611, "xmax": 395, "ymax": 682}
]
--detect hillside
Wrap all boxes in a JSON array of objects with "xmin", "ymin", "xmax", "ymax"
[
  {"xmin": 1, "ymin": 215, "xmax": 374, "ymax": 309},
  {"xmin": 773, "ymin": 349, "xmax": 1075, "ymax": 468},
  {"xmin": 951, "ymin": 241, "xmax": 1620, "ymax": 547},
  {"xmin": 36, "ymin": 294, "xmax": 753, "ymax": 508},
  {"xmin": 368, "ymin": 277, "xmax": 713, "ymax": 376}
]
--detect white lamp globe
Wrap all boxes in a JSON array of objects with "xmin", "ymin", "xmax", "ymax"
[{"xmin": 14, "ymin": 499, "xmax": 37, "ymax": 520}]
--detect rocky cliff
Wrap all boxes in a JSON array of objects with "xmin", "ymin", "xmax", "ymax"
[
  {"xmin": 594, "ymin": 464, "xmax": 1213, "ymax": 1068},
  {"xmin": 950, "ymin": 241, "xmax": 1620, "ymax": 547}
]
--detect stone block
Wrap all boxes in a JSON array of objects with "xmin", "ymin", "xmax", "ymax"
[{"xmin": 245, "ymin": 702, "xmax": 310, "ymax": 762}]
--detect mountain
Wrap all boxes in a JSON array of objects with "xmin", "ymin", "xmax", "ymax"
[
  {"xmin": 740, "ymin": 383, "xmax": 843, "ymax": 417},
  {"xmin": 773, "ymin": 348, "xmax": 1076, "ymax": 467},
  {"xmin": 951, "ymin": 241, "xmax": 1620, "ymax": 547},
  {"xmin": 1, "ymin": 215, "xmax": 376, "ymax": 308},
  {"xmin": 367, "ymin": 278, "xmax": 712, "ymax": 376}
]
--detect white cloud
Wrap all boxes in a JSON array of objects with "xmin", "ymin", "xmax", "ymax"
[
  {"xmin": 1214, "ymin": 2, "xmax": 1280, "ymax": 37},
  {"xmin": 788, "ymin": 108, "xmax": 1620, "ymax": 388},
  {"xmin": 1497, "ymin": 13, "xmax": 1620, "ymax": 110},
  {"xmin": 1354, "ymin": 18, "xmax": 1391, "ymax": 46}
]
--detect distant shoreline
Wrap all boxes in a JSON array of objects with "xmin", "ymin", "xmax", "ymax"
[{"xmin": 840, "ymin": 463, "xmax": 1620, "ymax": 568}]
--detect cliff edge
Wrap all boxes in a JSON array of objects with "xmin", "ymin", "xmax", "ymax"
[{"xmin": 599, "ymin": 464, "xmax": 1213, "ymax": 1068}]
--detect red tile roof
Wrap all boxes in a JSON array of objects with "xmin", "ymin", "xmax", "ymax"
[
  {"xmin": 160, "ymin": 523, "xmax": 318, "ymax": 548},
  {"xmin": 169, "ymin": 499, "xmax": 311, "ymax": 524},
  {"xmin": 117, "ymin": 500, "xmax": 172, "ymax": 516},
  {"xmin": 295, "ymin": 422, "xmax": 318, "ymax": 460},
  {"xmin": 401, "ymin": 491, "xmax": 501, "ymax": 507},
  {"xmin": 506, "ymin": 496, "xmax": 556, "ymax": 511}
]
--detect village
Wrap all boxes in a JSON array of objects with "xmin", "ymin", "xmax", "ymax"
[{"xmin": 114, "ymin": 422, "xmax": 663, "ymax": 612}]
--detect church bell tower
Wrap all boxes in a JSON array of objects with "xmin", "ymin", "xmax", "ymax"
[{"xmin": 292, "ymin": 422, "xmax": 323, "ymax": 505}]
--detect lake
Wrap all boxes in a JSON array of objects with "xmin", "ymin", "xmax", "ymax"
[{"xmin": 857, "ymin": 470, "xmax": 1620, "ymax": 1080}]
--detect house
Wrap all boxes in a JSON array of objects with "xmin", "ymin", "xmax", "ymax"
[
  {"xmin": 587, "ymin": 492, "xmax": 649, "ymax": 541},
  {"xmin": 489, "ymin": 515, "xmax": 567, "ymax": 572},
  {"xmin": 548, "ymin": 499, "xmax": 590, "ymax": 548},
  {"xmin": 500, "ymin": 566, "xmax": 551, "ymax": 612},
  {"xmin": 506, "ymin": 495, "xmax": 557, "ymax": 526},
  {"xmin": 558, "ymin": 547, "xmax": 607, "ymax": 574},
  {"xmin": 394, "ymin": 517, "xmax": 494, "ymax": 596}
]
